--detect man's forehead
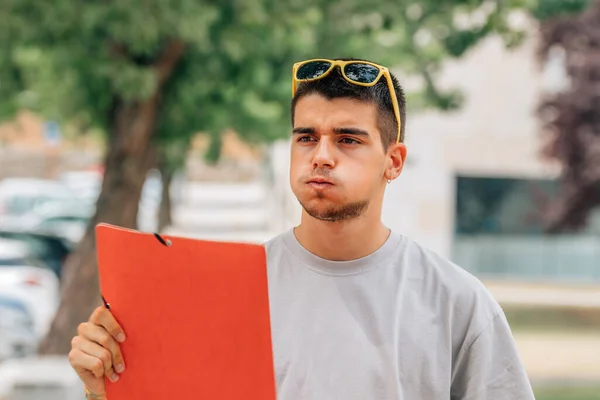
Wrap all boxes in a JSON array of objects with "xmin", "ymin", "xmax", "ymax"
[{"xmin": 293, "ymin": 94, "xmax": 378, "ymax": 127}]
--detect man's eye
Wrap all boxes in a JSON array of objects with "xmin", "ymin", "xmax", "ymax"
[
  {"xmin": 340, "ymin": 137, "xmax": 359, "ymax": 144},
  {"xmin": 297, "ymin": 136, "xmax": 315, "ymax": 142}
]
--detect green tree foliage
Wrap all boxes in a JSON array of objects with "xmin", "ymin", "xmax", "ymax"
[{"xmin": 1, "ymin": 0, "xmax": 545, "ymax": 140}]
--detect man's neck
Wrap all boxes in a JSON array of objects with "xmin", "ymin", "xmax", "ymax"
[{"xmin": 293, "ymin": 213, "xmax": 391, "ymax": 261}]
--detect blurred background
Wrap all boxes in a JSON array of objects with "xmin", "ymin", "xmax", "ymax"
[{"xmin": 0, "ymin": 0, "xmax": 599, "ymax": 399}]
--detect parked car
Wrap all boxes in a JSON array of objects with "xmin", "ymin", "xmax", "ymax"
[
  {"xmin": 30, "ymin": 208, "xmax": 92, "ymax": 244},
  {"xmin": 0, "ymin": 200, "xmax": 94, "ymax": 245},
  {"xmin": 0, "ymin": 228, "xmax": 73, "ymax": 279},
  {"xmin": 0, "ymin": 356, "xmax": 84, "ymax": 399},
  {"xmin": 0, "ymin": 295, "xmax": 37, "ymax": 361},
  {"xmin": 0, "ymin": 178, "xmax": 76, "ymax": 217},
  {"xmin": 0, "ymin": 238, "xmax": 43, "ymax": 268},
  {"xmin": 58, "ymin": 170, "xmax": 102, "ymax": 204},
  {"xmin": 0, "ymin": 238, "xmax": 60, "ymax": 338}
]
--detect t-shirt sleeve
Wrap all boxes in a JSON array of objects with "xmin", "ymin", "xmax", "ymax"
[{"xmin": 450, "ymin": 311, "xmax": 535, "ymax": 400}]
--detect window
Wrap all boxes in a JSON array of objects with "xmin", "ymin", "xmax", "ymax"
[{"xmin": 456, "ymin": 176, "xmax": 559, "ymax": 235}]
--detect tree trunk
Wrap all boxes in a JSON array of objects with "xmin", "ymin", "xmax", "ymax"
[
  {"xmin": 157, "ymin": 164, "xmax": 174, "ymax": 232},
  {"xmin": 39, "ymin": 41, "xmax": 185, "ymax": 355}
]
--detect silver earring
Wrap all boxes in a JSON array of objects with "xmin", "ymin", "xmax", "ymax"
[{"xmin": 387, "ymin": 179, "xmax": 392, "ymax": 184}]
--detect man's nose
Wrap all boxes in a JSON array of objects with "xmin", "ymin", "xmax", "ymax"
[{"xmin": 312, "ymin": 139, "xmax": 336, "ymax": 168}]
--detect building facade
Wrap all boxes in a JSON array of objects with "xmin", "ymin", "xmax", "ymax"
[{"xmin": 269, "ymin": 31, "xmax": 600, "ymax": 282}]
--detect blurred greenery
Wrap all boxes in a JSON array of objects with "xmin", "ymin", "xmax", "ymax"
[
  {"xmin": 504, "ymin": 305, "xmax": 600, "ymax": 334},
  {"xmin": 507, "ymin": 304, "xmax": 600, "ymax": 400},
  {"xmin": 535, "ymin": 385, "xmax": 600, "ymax": 400},
  {"xmin": 1, "ymin": 0, "xmax": 573, "ymax": 147},
  {"xmin": 0, "ymin": 2, "xmax": 591, "ymax": 158},
  {"xmin": 0, "ymin": 2, "xmax": 592, "ymax": 167},
  {"xmin": 532, "ymin": 0, "xmax": 592, "ymax": 21},
  {"xmin": 0, "ymin": 1, "xmax": 592, "ymax": 157}
]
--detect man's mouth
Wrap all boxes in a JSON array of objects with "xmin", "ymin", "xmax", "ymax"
[
  {"xmin": 309, "ymin": 178, "xmax": 332, "ymax": 183},
  {"xmin": 307, "ymin": 177, "xmax": 334, "ymax": 188}
]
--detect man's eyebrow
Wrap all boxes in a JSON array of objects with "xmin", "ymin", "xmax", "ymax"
[
  {"xmin": 292, "ymin": 127, "xmax": 370, "ymax": 136},
  {"xmin": 292, "ymin": 127, "xmax": 315, "ymax": 134},
  {"xmin": 333, "ymin": 127, "xmax": 370, "ymax": 136}
]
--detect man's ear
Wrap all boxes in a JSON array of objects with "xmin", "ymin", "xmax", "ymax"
[{"xmin": 385, "ymin": 143, "xmax": 407, "ymax": 182}]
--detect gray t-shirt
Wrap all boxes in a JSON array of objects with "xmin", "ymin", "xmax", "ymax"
[{"xmin": 265, "ymin": 229, "xmax": 535, "ymax": 400}]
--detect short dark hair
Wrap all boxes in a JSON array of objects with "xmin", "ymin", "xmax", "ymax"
[{"xmin": 291, "ymin": 58, "xmax": 406, "ymax": 148}]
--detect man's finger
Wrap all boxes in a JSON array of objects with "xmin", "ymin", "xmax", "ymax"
[
  {"xmin": 69, "ymin": 348, "xmax": 106, "ymax": 379},
  {"xmin": 90, "ymin": 306, "xmax": 127, "ymax": 343},
  {"xmin": 73, "ymin": 337, "xmax": 121, "ymax": 382},
  {"xmin": 78, "ymin": 323, "xmax": 125, "ymax": 374}
]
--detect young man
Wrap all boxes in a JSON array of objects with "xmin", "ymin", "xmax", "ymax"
[{"xmin": 69, "ymin": 58, "xmax": 535, "ymax": 399}]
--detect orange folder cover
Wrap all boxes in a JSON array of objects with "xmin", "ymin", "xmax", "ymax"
[{"xmin": 95, "ymin": 223, "xmax": 276, "ymax": 399}]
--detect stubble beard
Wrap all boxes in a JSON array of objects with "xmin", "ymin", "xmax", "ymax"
[{"xmin": 298, "ymin": 193, "xmax": 369, "ymax": 222}]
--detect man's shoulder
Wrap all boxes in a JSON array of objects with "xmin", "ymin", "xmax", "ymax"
[
  {"xmin": 398, "ymin": 236, "xmax": 476, "ymax": 282},
  {"xmin": 398, "ymin": 236, "xmax": 504, "ymax": 349},
  {"xmin": 397, "ymin": 235, "xmax": 501, "ymax": 313}
]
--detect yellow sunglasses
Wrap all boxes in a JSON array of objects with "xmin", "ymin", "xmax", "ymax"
[{"xmin": 292, "ymin": 59, "xmax": 402, "ymax": 143}]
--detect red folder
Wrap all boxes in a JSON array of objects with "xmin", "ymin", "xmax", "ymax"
[{"xmin": 95, "ymin": 223, "xmax": 275, "ymax": 399}]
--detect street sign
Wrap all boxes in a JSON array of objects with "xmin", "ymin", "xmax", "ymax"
[{"xmin": 43, "ymin": 121, "xmax": 61, "ymax": 147}]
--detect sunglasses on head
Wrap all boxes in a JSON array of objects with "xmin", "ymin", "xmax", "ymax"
[{"xmin": 292, "ymin": 59, "xmax": 402, "ymax": 144}]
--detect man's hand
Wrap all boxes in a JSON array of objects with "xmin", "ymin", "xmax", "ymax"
[{"xmin": 69, "ymin": 306, "xmax": 127, "ymax": 399}]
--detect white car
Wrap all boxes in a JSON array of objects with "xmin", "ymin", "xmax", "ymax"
[
  {"xmin": 0, "ymin": 296, "xmax": 37, "ymax": 361},
  {"xmin": 0, "ymin": 178, "xmax": 76, "ymax": 217},
  {"xmin": 58, "ymin": 170, "xmax": 103, "ymax": 204},
  {"xmin": 0, "ymin": 238, "xmax": 60, "ymax": 339},
  {"xmin": 28, "ymin": 202, "xmax": 94, "ymax": 244},
  {"xmin": 0, "ymin": 356, "xmax": 85, "ymax": 399},
  {"xmin": 0, "ymin": 200, "xmax": 94, "ymax": 245}
]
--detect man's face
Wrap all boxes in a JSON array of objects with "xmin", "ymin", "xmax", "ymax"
[{"xmin": 290, "ymin": 94, "xmax": 391, "ymax": 222}]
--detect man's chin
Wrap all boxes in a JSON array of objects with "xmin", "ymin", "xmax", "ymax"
[
  {"xmin": 298, "ymin": 199, "xmax": 369, "ymax": 222},
  {"xmin": 298, "ymin": 197, "xmax": 339, "ymax": 213}
]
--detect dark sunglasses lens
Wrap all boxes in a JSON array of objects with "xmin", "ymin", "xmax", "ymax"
[
  {"xmin": 344, "ymin": 63, "xmax": 380, "ymax": 83},
  {"xmin": 296, "ymin": 61, "xmax": 332, "ymax": 80}
]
